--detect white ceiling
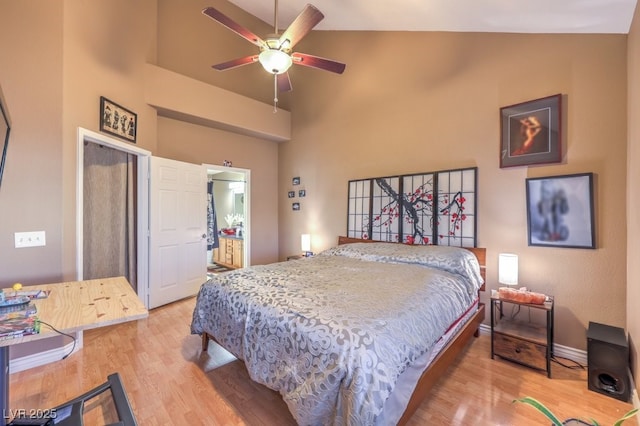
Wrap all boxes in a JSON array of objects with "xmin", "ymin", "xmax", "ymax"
[{"xmin": 229, "ymin": 0, "xmax": 637, "ymax": 34}]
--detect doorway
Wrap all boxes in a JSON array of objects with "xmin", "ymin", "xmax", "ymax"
[
  {"xmin": 76, "ymin": 128, "xmax": 150, "ymax": 307},
  {"xmin": 205, "ymin": 164, "xmax": 250, "ymax": 273},
  {"xmin": 83, "ymin": 142, "xmax": 137, "ymax": 290}
]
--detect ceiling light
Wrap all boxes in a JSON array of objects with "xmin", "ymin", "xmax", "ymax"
[{"xmin": 258, "ymin": 49, "xmax": 292, "ymax": 74}]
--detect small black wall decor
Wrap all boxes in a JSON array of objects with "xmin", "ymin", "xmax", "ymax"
[{"xmin": 347, "ymin": 167, "xmax": 478, "ymax": 247}]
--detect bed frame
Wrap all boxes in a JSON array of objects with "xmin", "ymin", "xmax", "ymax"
[{"xmin": 201, "ymin": 236, "xmax": 486, "ymax": 425}]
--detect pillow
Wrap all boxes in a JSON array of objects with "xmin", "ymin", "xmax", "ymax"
[{"xmin": 319, "ymin": 242, "xmax": 484, "ymax": 290}]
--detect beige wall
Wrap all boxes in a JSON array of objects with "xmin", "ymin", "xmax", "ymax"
[
  {"xmin": 0, "ymin": 0, "xmax": 635, "ymax": 360},
  {"xmin": 627, "ymin": 3, "xmax": 640, "ymax": 392},
  {"xmin": 0, "ymin": 2, "xmax": 64, "ymax": 285},
  {"xmin": 61, "ymin": 0, "xmax": 159, "ymax": 278},
  {"xmin": 0, "ymin": 2, "xmax": 68, "ymax": 358},
  {"xmin": 279, "ymin": 31, "xmax": 629, "ymax": 351}
]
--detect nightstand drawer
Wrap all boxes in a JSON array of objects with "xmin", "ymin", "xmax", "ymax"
[{"xmin": 493, "ymin": 332, "xmax": 547, "ymax": 370}]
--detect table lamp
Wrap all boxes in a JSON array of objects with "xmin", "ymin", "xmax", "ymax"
[
  {"xmin": 301, "ymin": 234, "xmax": 313, "ymax": 257},
  {"xmin": 498, "ymin": 253, "xmax": 518, "ymax": 287}
]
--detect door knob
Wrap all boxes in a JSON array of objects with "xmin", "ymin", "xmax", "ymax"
[{"xmin": 202, "ymin": 234, "xmax": 207, "ymax": 239}]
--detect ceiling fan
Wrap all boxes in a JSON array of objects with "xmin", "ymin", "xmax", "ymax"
[{"xmin": 202, "ymin": 1, "xmax": 346, "ymax": 110}]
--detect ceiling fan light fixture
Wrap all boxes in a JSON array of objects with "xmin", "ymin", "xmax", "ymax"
[{"xmin": 258, "ymin": 49, "xmax": 292, "ymax": 74}]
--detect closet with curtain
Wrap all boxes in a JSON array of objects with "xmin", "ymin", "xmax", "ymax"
[{"xmin": 83, "ymin": 142, "xmax": 137, "ymax": 291}]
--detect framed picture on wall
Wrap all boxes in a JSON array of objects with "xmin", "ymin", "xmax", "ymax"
[
  {"xmin": 526, "ymin": 172, "xmax": 595, "ymax": 249},
  {"xmin": 100, "ymin": 96, "xmax": 137, "ymax": 143},
  {"xmin": 500, "ymin": 94, "xmax": 562, "ymax": 168}
]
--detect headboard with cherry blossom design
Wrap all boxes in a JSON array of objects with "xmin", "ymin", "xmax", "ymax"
[{"xmin": 347, "ymin": 167, "xmax": 477, "ymax": 247}]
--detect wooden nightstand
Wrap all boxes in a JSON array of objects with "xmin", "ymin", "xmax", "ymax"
[{"xmin": 490, "ymin": 295, "xmax": 554, "ymax": 377}]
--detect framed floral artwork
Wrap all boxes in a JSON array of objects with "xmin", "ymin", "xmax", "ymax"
[{"xmin": 346, "ymin": 167, "xmax": 477, "ymax": 247}]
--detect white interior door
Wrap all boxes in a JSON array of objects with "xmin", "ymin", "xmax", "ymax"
[{"xmin": 149, "ymin": 157, "xmax": 207, "ymax": 308}]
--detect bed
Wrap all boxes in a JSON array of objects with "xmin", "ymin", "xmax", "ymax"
[{"xmin": 191, "ymin": 237, "xmax": 486, "ymax": 425}]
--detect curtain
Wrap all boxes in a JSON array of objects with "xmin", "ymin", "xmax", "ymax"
[
  {"xmin": 207, "ymin": 180, "xmax": 219, "ymax": 250},
  {"xmin": 83, "ymin": 142, "xmax": 137, "ymax": 291}
]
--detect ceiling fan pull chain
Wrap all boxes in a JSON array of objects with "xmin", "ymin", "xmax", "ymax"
[{"xmin": 273, "ymin": 74, "xmax": 279, "ymax": 113}]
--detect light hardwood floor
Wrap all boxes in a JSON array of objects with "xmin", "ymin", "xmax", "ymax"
[{"xmin": 9, "ymin": 296, "xmax": 636, "ymax": 425}]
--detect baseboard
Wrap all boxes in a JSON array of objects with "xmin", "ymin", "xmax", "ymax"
[
  {"xmin": 553, "ymin": 342, "xmax": 588, "ymax": 366},
  {"xmin": 9, "ymin": 331, "xmax": 83, "ymax": 374},
  {"xmin": 479, "ymin": 324, "xmax": 587, "ymax": 365}
]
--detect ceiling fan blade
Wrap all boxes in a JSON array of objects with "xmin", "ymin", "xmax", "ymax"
[
  {"xmin": 277, "ymin": 73, "xmax": 292, "ymax": 92},
  {"xmin": 202, "ymin": 7, "xmax": 265, "ymax": 48},
  {"xmin": 277, "ymin": 4, "xmax": 324, "ymax": 50},
  {"xmin": 292, "ymin": 52, "xmax": 346, "ymax": 74},
  {"xmin": 212, "ymin": 55, "xmax": 259, "ymax": 71}
]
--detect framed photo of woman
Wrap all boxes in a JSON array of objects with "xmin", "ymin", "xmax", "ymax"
[{"xmin": 500, "ymin": 94, "xmax": 562, "ymax": 168}]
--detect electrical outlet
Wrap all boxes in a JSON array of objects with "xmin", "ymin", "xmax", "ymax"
[{"xmin": 14, "ymin": 231, "xmax": 46, "ymax": 248}]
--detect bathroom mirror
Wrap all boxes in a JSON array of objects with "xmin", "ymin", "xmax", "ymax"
[{"xmin": 234, "ymin": 192, "xmax": 244, "ymax": 217}]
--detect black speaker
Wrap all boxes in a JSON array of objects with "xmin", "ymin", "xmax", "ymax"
[{"xmin": 587, "ymin": 321, "xmax": 630, "ymax": 402}]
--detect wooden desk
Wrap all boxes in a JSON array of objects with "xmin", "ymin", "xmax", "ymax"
[{"xmin": 0, "ymin": 277, "xmax": 148, "ymax": 424}]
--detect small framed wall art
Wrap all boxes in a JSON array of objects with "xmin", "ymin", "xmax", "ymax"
[
  {"xmin": 500, "ymin": 94, "xmax": 561, "ymax": 168},
  {"xmin": 525, "ymin": 172, "xmax": 595, "ymax": 249},
  {"xmin": 100, "ymin": 96, "xmax": 137, "ymax": 143}
]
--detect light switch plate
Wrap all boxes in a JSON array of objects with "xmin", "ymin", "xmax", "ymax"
[{"xmin": 14, "ymin": 231, "xmax": 46, "ymax": 248}]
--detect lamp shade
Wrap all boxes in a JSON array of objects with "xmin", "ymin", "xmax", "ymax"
[
  {"xmin": 498, "ymin": 253, "xmax": 518, "ymax": 286},
  {"xmin": 258, "ymin": 49, "xmax": 292, "ymax": 74},
  {"xmin": 301, "ymin": 234, "xmax": 311, "ymax": 253}
]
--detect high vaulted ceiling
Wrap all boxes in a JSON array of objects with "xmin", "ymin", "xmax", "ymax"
[{"xmin": 229, "ymin": 0, "xmax": 637, "ymax": 34}]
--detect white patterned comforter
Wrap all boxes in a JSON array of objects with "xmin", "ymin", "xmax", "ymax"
[{"xmin": 191, "ymin": 243, "xmax": 484, "ymax": 425}]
